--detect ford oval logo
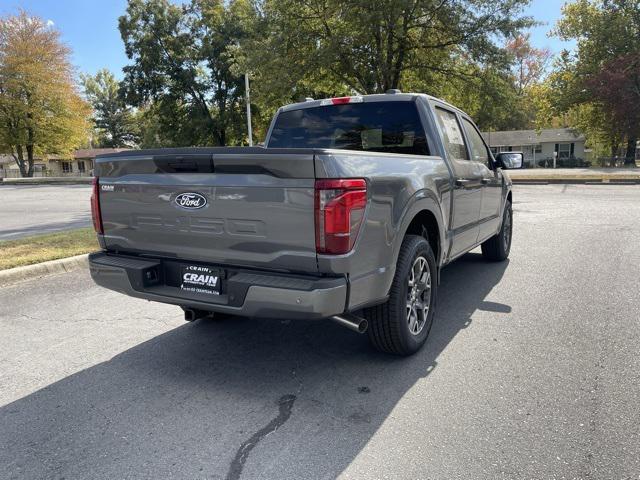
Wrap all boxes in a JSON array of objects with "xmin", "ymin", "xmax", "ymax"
[{"xmin": 175, "ymin": 192, "xmax": 207, "ymax": 210}]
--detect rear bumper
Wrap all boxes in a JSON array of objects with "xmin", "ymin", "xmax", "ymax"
[{"xmin": 88, "ymin": 252, "xmax": 347, "ymax": 319}]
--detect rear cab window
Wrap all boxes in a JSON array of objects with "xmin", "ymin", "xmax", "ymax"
[{"xmin": 267, "ymin": 101, "xmax": 430, "ymax": 156}]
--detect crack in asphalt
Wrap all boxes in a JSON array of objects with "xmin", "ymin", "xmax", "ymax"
[{"xmin": 225, "ymin": 394, "xmax": 297, "ymax": 480}]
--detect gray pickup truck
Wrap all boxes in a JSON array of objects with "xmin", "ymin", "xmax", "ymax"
[{"xmin": 89, "ymin": 91, "xmax": 522, "ymax": 355}]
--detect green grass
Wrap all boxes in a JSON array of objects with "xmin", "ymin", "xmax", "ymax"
[{"xmin": 0, "ymin": 228, "xmax": 98, "ymax": 271}]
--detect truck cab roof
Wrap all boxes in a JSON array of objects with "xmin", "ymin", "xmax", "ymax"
[{"xmin": 278, "ymin": 92, "xmax": 465, "ymax": 117}]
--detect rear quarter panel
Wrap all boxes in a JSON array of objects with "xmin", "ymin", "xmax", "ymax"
[{"xmin": 315, "ymin": 151, "xmax": 452, "ymax": 309}]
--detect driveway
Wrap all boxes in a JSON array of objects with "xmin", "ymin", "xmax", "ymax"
[
  {"xmin": 0, "ymin": 185, "xmax": 91, "ymax": 240},
  {"xmin": 0, "ymin": 185, "xmax": 639, "ymax": 479}
]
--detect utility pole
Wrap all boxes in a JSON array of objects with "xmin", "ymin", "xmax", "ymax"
[
  {"xmin": 245, "ymin": 73, "xmax": 253, "ymax": 146},
  {"xmin": 528, "ymin": 134, "xmax": 535, "ymax": 169},
  {"xmin": 533, "ymin": 144, "xmax": 536, "ymax": 169}
]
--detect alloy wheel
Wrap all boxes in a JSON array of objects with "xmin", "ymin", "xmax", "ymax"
[
  {"xmin": 406, "ymin": 256, "xmax": 431, "ymax": 336},
  {"xmin": 503, "ymin": 207, "xmax": 512, "ymax": 249}
]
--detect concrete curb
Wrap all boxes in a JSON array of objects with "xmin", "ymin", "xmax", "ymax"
[
  {"xmin": 512, "ymin": 178, "xmax": 640, "ymax": 185},
  {"xmin": 0, "ymin": 254, "xmax": 89, "ymax": 288},
  {"xmin": 508, "ymin": 168, "xmax": 640, "ymax": 185},
  {"xmin": 0, "ymin": 177, "xmax": 92, "ymax": 185}
]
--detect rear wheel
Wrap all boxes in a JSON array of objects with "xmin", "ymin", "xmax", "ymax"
[
  {"xmin": 481, "ymin": 200, "xmax": 512, "ymax": 261},
  {"xmin": 364, "ymin": 235, "xmax": 437, "ymax": 355}
]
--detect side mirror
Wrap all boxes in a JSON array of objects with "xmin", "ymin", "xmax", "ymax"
[{"xmin": 496, "ymin": 152, "xmax": 524, "ymax": 169}]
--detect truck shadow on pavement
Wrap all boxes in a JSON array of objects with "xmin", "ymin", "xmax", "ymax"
[{"xmin": 0, "ymin": 252, "xmax": 510, "ymax": 480}]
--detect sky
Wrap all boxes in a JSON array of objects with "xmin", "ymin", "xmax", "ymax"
[{"xmin": 2, "ymin": 0, "xmax": 576, "ymax": 78}]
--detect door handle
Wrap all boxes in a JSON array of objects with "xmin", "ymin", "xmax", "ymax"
[
  {"xmin": 481, "ymin": 177, "xmax": 491, "ymax": 184},
  {"xmin": 455, "ymin": 178, "xmax": 482, "ymax": 189}
]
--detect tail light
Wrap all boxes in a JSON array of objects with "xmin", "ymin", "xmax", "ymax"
[
  {"xmin": 91, "ymin": 177, "xmax": 103, "ymax": 234},
  {"xmin": 315, "ymin": 179, "xmax": 367, "ymax": 254}
]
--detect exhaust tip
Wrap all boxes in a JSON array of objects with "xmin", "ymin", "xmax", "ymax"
[
  {"xmin": 358, "ymin": 318, "xmax": 369, "ymax": 333},
  {"xmin": 331, "ymin": 314, "xmax": 368, "ymax": 334},
  {"xmin": 356, "ymin": 319, "xmax": 368, "ymax": 333}
]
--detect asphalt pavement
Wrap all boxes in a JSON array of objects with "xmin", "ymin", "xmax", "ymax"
[
  {"xmin": 0, "ymin": 185, "xmax": 639, "ymax": 479},
  {"xmin": 0, "ymin": 184, "xmax": 91, "ymax": 240}
]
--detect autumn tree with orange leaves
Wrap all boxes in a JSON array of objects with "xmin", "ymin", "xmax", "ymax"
[
  {"xmin": 506, "ymin": 34, "xmax": 552, "ymax": 96},
  {"xmin": 0, "ymin": 11, "xmax": 90, "ymax": 177}
]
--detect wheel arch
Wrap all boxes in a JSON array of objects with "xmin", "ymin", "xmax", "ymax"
[
  {"xmin": 394, "ymin": 193, "xmax": 446, "ymax": 270},
  {"xmin": 501, "ymin": 188, "xmax": 513, "ymax": 219},
  {"xmin": 404, "ymin": 210, "xmax": 441, "ymax": 267}
]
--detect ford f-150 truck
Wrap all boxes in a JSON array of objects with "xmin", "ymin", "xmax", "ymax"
[{"xmin": 89, "ymin": 91, "xmax": 523, "ymax": 355}]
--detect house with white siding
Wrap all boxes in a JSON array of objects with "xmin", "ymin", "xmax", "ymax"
[
  {"xmin": 0, "ymin": 148, "xmax": 130, "ymax": 178},
  {"xmin": 481, "ymin": 128, "xmax": 588, "ymax": 168}
]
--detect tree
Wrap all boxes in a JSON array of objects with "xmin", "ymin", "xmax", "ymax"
[
  {"xmin": 432, "ymin": 63, "xmax": 532, "ymax": 131},
  {"xmin": 447, "ymin": 34, "xmax": 553, "ymax": 132},
  {"xmin": 81, "ymin": 69, "xmax": 139, "ymax": 147},
  {"xmin": 401, "ymin": 35, "xmax": 550, "ymax": 131},
  {"xmin": 119, "ymin": 0, "xmax": 256, "ymax": 146},
  {"xmin": 0, "ymin": 11, "xmax": 90, "ymax": 177},
  {"xmin": 505, "ymin": 33, "xmax": 551, "ymax": 95},
  {"xmin": 584, "ymin": 53, "xmax": 640, "ymax": 160},
  {"xmin": 246, "ymin": 0, "xmax": 533, "ymax": 93},
  {"xmin": 553, "ymin": 0, "xmax": 640, "ymax": 165},
  {"xmin": 237, "ymin": 0, "xmax": 534, "ymax": 135}
]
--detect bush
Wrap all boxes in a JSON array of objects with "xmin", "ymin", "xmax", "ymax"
[
  {"xmin": 537, "ymin": 156, "xmax": 589, "ymax": 168},
  {"xmin": 597, "ymin": 157, "xmax": 636, "ymax": 167}
]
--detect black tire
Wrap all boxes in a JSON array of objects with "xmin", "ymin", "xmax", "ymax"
[
  {"xmin": 364, "ymin": 235, "xmax": 437, "ymax": 356},
  {"xmin": 481, "ymin": 200, "xmax": 512, "ymax": 262}
]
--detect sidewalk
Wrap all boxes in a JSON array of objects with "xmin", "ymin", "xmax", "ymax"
[
  {"xmin": 508, "ymin": 168, "xmax": 640, "ymax": 184},
  {"xmin": 0, "ymin": 176, "xmax": 92, "ymax": 185}
]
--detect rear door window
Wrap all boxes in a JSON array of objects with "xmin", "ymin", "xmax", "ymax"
[
  {"xmin": 268, "ymin": 101, "xmax": 430, "ymax": 155},
  {"xmin": 435, "ymin": 108, "xmax": 468, "ymax": 161},
  {"xmin": 461, "ymin": 117, "xmax": 490, "ymax": 168}
]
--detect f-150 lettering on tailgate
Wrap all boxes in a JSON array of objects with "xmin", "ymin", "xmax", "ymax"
[{"xmin": 130, "ymin": 214, "xmax": 266, "ymax": 237}]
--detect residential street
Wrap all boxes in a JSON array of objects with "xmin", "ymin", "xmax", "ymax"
[
  {"xmin": 1, "ymin": 185, "xmax": 639, "ymax": 479},
  {"xmin": 0, "ymin": 185, "xmax": 91, "ymax": 240}
]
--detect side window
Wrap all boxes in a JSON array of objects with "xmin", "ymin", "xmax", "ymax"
[
  {"xmin": 557, "ymin": 143, "xmax": 571, "ymax": 159},
  {"xmin": 461, "ymin": 117, "xmax": 490, "ymax": 167},
  {"xmin": 435, "ymin": 108, "xmax": 468, "ymax": 161}
]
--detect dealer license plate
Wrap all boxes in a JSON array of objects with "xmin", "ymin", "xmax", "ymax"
[{"xmin": 180, "ymin": 265, "xmax": 222, "ymax": 295}]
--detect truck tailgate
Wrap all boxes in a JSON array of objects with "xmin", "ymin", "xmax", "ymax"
[{"xmin": 94, "ymin": 148, "xmax": 318, "ymax": 273}]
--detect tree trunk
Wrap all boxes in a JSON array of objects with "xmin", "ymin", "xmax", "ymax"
[
  {"xmin": 25, "ymin": 125, "xmax": 35, "ymax": 176},
  {"xmin": 26, "ymin": 144, "xmax": 35, "ymax": 177},
  {"xmin": 624, "ymin": 136, "xmax": 637, "ymax": 166},
  {"xmin": 110, "ymin": 124, "xmax": 119, "ymax": 148},
  {"xmin": 216, "ymin": 85, "xmax": 227, "ymax": 146},
  {"xmin": 15, "ymin": 145, "xmax": 29, "ymax": 178}
]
